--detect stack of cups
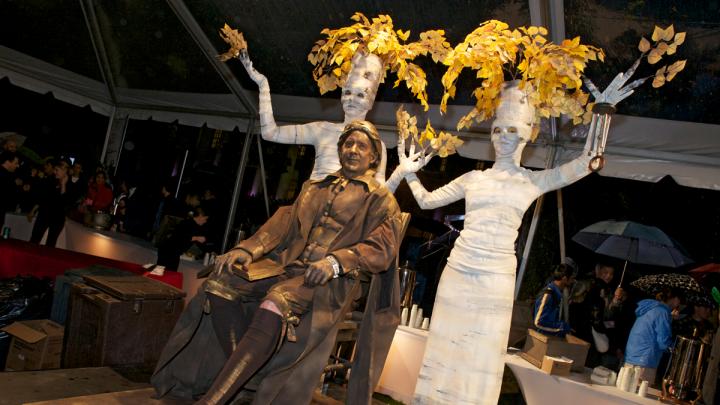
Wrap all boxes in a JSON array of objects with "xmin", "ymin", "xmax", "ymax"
[{"xmin": 400, "ymin": 304, "xmax": 430, "ymax": 330}]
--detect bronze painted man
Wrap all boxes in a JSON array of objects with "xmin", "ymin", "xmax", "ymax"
[{"xmin": 152, "ymin": 120, "xmax": 403, "ymax": 405}]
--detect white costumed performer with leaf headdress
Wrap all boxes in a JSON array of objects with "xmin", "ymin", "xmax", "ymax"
[
  {"xmin": 219, "ymin": 14, "xmax": 451, "ymax": 191},
  {"xmin": 389, "ymin": 21, "xmax": 686, "ymax": 405}
]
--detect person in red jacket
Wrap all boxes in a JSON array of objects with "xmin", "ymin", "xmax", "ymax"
[{"xmin": 84, "ymin": 171, "xmax": 113, "ymax": 213}]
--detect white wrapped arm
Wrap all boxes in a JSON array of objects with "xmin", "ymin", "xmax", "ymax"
[{"xmin": 405, "ymin": 172, "xmax": 465, "ymax": 210}]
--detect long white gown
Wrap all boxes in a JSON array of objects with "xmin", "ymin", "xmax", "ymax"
[{"xmin": 409, "ymin": 155, "xmax": 591, "ymax": 405}]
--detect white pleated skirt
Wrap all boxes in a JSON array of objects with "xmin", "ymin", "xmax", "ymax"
[{"xmin": 413, "ymin": 262, "xmax": 515, "ymax": 405}]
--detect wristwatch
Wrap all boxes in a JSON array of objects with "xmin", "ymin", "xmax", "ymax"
[{"xmin": 326, "ymin": 255, "xmax": 342, "ymax": 278}]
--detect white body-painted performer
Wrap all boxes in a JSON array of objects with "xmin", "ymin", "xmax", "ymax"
[
  {"xmin": 240, "ymin": 52, "xmax": 394, "ymax": 187},
  {"xmin": 389, "ymin": 74, "xmax": 639, "ymax": 404}
]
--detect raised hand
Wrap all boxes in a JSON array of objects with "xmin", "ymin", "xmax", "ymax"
[
  {"xmin": 583, "ymin": 57, "xmax": 648, "ymax": 106},
  {"xmin": 396, "ymin": 136, "xmax": 435, "ymax": 176},
  {"xmin": 239, "ymin": 52, "xmax": 268, "ymax": 88}
]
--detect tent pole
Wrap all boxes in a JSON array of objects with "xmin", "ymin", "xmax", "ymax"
[
  {"xmin": 558, "ymin": 188, "xmax": 566, "ymax": 261},
  {"xmin": 79, "ymin": 0, "xmax": 117, "ymax": 103},
  {"xmin": 111, "ymin": 116, "xmax": 130, "ymax": 176},
  {"xmin": 515, "ymin": 195, "xmax": 546, "ymax": 299},
  {"xmin": 100, "ymin": 107, "xmax": 116, "ymax": 164},
  {"xmin": 175, "ymin": 149, "xmax": 189, "ymax": 198},
  {"xmin": 221, "ymin": 119, "xmax": 255, "ymax": 253},
  {"xmin": 256, "ymin": 132, "xmax": 270, "ymax": 218}
]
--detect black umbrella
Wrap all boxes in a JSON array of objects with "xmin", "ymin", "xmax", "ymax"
[
  {"xmin": 572, "ymin": 220, "xmax": 693, "ymax": 284},
  {"xmin": 630, "ymin": 273, "xmax": 711, "ymax": 306}
]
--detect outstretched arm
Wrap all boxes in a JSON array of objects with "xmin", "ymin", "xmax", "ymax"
[
  {"xmin": 239, "ymin": 52, "xmax": 318, "ymax": 145},
  {"xmin": 532, "ymin": 62, "xmax": 647, "ymax": 193}
]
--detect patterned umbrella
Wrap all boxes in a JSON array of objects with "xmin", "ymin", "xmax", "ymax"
[
  {"xmin": 572, "ymin": 220, "xmax": 693, "ymax": 284},
  {"xmin": 630, "ymin": 273, "xmax": 711, "ymax": 306}
]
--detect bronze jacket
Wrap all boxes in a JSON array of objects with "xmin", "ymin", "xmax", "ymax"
[{"xmin": 153, "ymin": 171, "xmax": 403, "ymax": 405}]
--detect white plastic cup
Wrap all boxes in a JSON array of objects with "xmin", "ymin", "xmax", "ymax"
[
  {"xmin": 638, "ymin": 380, "xmax": 649, "ymax": 397},
  {"xmin": 400, "ymin": 307, "xmax": 409, "ymax": 326},
  {"xmin": 421, "ymin": 317, "xmax": 430, "ymax": 330},
  {"xmin": 415, "ymin": 308, "xmax": 424, "ymax": 328},
  {"xmin": 409, "ymin": 304, "xmax": 419, "ymax": 329}
]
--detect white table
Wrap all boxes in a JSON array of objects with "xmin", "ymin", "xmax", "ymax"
[
  {"xmin": 505, "ymin": 353, "xmax": 663, "ymax": 405},
  {"xmin": 376, "ymin": 325, "xmax": 429, "ymax": 404},
  {"xmin": 373, "ymin": 323, "xmax": 664, "ymax": 405}
]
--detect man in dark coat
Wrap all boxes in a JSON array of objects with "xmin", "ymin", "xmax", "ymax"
[{"xmin": 152, "ymin": 120, "xmax": 403, "ymax": 405}]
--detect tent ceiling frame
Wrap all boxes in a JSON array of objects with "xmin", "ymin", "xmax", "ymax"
[
  {"xmin": 79, "ymin": 0, "xmax": 118, "ymax": 104},
  {"xmin": 166, "ymin": 0, "xmax": 258, "ymax": 117}
]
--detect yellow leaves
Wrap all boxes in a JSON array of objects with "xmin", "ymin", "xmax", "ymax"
[
  {"xmin": 651, "ymin": 59, "xmax": 686, "ymax": 88},
  {"xmin": 652, "ymin": 73, "xmax": 665, "ymax": 88},
  {"xmin": 663, "ymin": 25, "xmax": 675, "ymax": 41},
  {"xmin": 396, "ymin": 29, "xmax": 410, "ymax": 41},
  {"xmin": 308, "ymin": 12, "xmax": 446, "ymax": 107},
  {"xmin": 396, "ymin": 107, "xmax": 463, "ymax": 157},
  {"xmin": 217, "ymin": 24, "xmax": 248, "ymax": 62},
  {"xmin": 648, "ymin": 48, "xmax": 662, "ymax": 64},
  {"xmin": 674, "ymin": 32, "xmax": 686, "ymax": 46},
  {"xmin": 431, "ymin": 131, "xmax": 464, "ymax": 158},
  {"xmin": 651, "ymin": 26, "xmax": 664, "ymax": 42},
  {"xmin": 420, "ymin": 119, "xmax": 436, "ymax": 145},
  {"xmin": 666, "ymin": 59, "xmax": 686, "ymax": 81},
  {"xmin": 638, "ymin": 37, "xmax": 651, "ymax": 53}
]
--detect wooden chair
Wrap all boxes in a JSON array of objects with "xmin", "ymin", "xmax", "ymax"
[{"xmin": 315, "ymin": 212, "xmax": 411, "ymax": 402}]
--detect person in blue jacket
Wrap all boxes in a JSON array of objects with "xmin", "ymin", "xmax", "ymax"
[
  {"xmin": 533, "ymin": 263, "xmax": 576, "ymax": 337},
  {"xmin": 622, "ymin": 287, "xmax": 683, "ymax": 385}
]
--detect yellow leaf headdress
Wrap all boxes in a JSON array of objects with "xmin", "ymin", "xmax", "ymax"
[
  {"xmin": 308, "ymin": 12, "xmax": 451, "ymax": 111},
  {"xmin": 440, "ymin": 20, "xmax": 604, "ymax": 140}
]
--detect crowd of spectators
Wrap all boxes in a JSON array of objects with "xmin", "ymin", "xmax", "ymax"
[
  {"xmin": 0, "ymin": 136, "xmax": 226, "ymax": 268},
  {"xmin": 532, "ymin": 258, "xmax": 718, "ymax": 395}
]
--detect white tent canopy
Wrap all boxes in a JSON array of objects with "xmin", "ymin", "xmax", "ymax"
[{"xmin": 3, "ymin": 41, "xmax": 720, "ymax": 191}]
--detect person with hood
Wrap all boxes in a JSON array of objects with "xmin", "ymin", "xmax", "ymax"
[{"xmin": 622, "ymin": 287, "xmax": 683, "ymax": 386}]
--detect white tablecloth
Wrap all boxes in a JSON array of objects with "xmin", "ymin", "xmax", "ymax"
[
  {"xmin": 376, "ymin": 325, "xmax": 429, "ymax": 404},
  {"xmin": 505, "ymin": 353, "xmax": 662, "ymax": 405},
  {"xmin": 372, "ymin": 323, "xmax": 664, "ymax": 405}
]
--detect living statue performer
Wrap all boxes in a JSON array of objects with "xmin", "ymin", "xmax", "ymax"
[
  {"xmin": 151, "ymin": 121, "xmax": 404, "ymax": 405},
  {"xmin": 239, "ymin": 50, "xmax": 389, "ymax": 184},
  {"xmin": 219, "ymin": 14, "xmax": 451, "ymax": 191},
  {"xmin": 389, "ymin": 19, "xmax": 683, "ymax": 400},
  {"xmin": 395, "ymin": 75, "xmax": 637, "ymax": 404}
]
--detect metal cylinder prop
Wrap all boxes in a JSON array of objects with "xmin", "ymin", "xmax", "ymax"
[
  {"xmin": 398, "ymin": 261, "xmax": 417, "ymax": 309},
  {"xmin": 662, "ymin": 336, "xmax": 706, "ymax": 404},
  {"xmin": 586, "ymin": 102, "xmax": 616, "ymax": 172}
]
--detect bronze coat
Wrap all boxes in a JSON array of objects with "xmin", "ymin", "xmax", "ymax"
[{"xmin": 152, "ymin": 174, "xmax": 403, "ymax": 405}]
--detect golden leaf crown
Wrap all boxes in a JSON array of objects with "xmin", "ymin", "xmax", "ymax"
[
  {"xmin": 440, "ymin": 20, "xmax": 605, "ymax": 140},
  {"xmin": 308, "ymin": 12, "xmax": 451, "ymax": 111}
]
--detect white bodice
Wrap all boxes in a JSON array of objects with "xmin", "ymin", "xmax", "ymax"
[{"xmin": 406, "ymin": 155, "xmax": 591, "ymax": 274}]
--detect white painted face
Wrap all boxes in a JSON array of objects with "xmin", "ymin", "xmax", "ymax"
[
  {"xmin": 490, "ymin": 117, "xmax": 531, "ymax": 161},
  {"xmin": 341, "ymin": 80, "xmax": 374, "ymax": 120},
  {"xmin": 341, "ymin": 52, "xmax": 383, "ymax": 121}
]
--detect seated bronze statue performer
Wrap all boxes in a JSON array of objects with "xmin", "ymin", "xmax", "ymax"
[{"xmin": 151, "ymin": 120, "xmax": 403, "ymax": 405}]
